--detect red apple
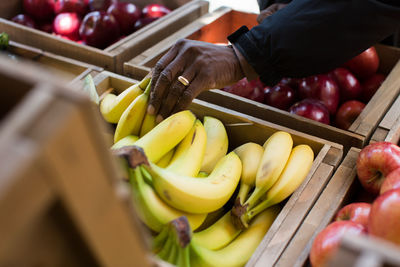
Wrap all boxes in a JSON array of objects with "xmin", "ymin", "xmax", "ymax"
[
  {"xmin": 23, "ymin": 0, "xmax": 54, "ymax": 21},
  {"xmin": 289, "ymin": 99, "xmax": 330, "ymax": 125},
  {"xmin": 107, "ymin": 2, "xmax": 141, "ymax": 35},
  {"xmin": 361, "ymin": 73, "xmax": 386, "ymax": 102},
  {"xmin": 11, "ymin": 14, "xmax": 36, "ymax": 28},
  {"xmin": 79, "ymin": 11, "xmax": 120, "ymax": 49},
  {"xmin": 54, "ymin": 0, "xmax": 88, "ymax": 16},
  {"xmin": 53, "ymin": 12, "xmax": 81, "ymax": 41},
  {"xmin": 356, "ymin": 142, "xmax": 400, "ymax": 194},
  {"xmin": 369, "ymin": 188, "xmax": 400, "ymax": 245},
  {"xmin": 247, "ymin": 86, "xmax": 264, "ymax": 103},
  {"xmin": 37, "ymin": 21, "xmax": 54, "ymax": 33},
  {"xmin": 221, "ymin": 78, "xmax": 253, "ymax": 98},
  {"xmin": 310, "ymin": 221, "xmax": 366, "ymax": 267},
  {"xmin": 330, "ymin": 67, "xmax": 361, "ymax": 102},
  {"xmin": 264, "ymin": 84, "xmax": 296, "ymax": 110},
  {"xmin": 334, "ymin": 202, "xmax": 371, "ymax": 228},
  {"xmin": 87, "ymin": 0, "xmax": 115, "ymax": 12},
  {"xmin": 133, "ymin": 17, "xmax": 158, "ymax": 31},
  {"xmin": 344, "ymin": 47, "xmax": 379, "ymax": 79},
  {"xmin": 278, "ymin": 77, "xmax": 299, "ymax": 90},
  {"xmin": 334, "ymin": 100, "xmax": 365, "ymax": 130},
  {"xmin": 142, "ymin": 4, "xmax": 171, "ymax": 19},
  {"xmin": 380, "ymin": 168, "xmax": 400, "ymax": 194},
  {"xmin": 298, "ymin": 75, "xmax": 340, "ymax": 114}
]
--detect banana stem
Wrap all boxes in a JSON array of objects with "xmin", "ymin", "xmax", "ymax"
[
  {"xmin": 247, "ymin": 198, "xmax": 274, "ymax": 221},
  {"xmin": 152, "ymin": 225, "xmax": 170, "ymax": 253},
  {"xmin": 177, "ymin": 245, "xmax": 191, "ymax": 267},
  {"xmin": 139, "ymin": 76, "xmax": 151, "ymax": 90},
  {"xmin": 244, "ymin": 186, "xmax": 267, "ymax": 210},
  {"xmin": 143, "ymin": 80, "xmax": 152, "ymax": 96},
  {"xmin": 237, "ymin": 183, "xmax": 251, "ymax": 204}
]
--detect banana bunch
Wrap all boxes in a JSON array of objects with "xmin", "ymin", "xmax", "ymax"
[{"xmin": 152, "ymin": 206, "xmax": 280, "ymax": 267}]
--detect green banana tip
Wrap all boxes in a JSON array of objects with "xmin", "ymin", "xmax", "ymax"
[{"xmin": 112, "ymin": 145, "xmax": 150, "ymax": 168}]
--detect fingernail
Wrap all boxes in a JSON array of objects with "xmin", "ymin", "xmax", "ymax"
[
  {"xmin": 147, "ymin": 105, "xmax": 155, "ymax": 115},
  {"xmin": 156, "ymin": 115, "xmax": 163, "ymax": 123}
]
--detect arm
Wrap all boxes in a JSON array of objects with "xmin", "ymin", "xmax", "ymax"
[{"xmin": 230, "ymin": 0, "xmax": 400, "ymax": 86}]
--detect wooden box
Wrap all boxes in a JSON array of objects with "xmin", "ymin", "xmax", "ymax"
[
  {"xmin": 0, "ymin": 0, "xmax": 209, "ymax": 73},
  {"xmin": 6, "ymin": 40, "xmax": 103, "ymax": 82},
  {"xmin": 123, "ymin": 9, "xmax": 400, "ymax": 153},
  {"xmin": 90, "ymin": 70, "xmax": 344, "ymax": 266},
  {"xmin": 0, "ymin": 56, "xmax": 152, "ymax": 266}
]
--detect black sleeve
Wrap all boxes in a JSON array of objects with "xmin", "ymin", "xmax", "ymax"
[
  {"xmin": 228, "ymin": 0, "xmax": 400, "ymax": 86},
  {"xmin": 258, "ymin": 0, "xmax": 292, "ymax": 11}
]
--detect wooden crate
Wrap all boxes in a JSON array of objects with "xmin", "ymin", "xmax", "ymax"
[
  {"xmin": 124, "ymin": 6, "xmax": 258, "ymax": 80},
  {"xmin": 0, "ymin": 55, "xmax": 153, "ymax": 266},
  {"xmin": 370, "ymin": 88, "xmax": 400, "ymax": 144},
  {"xmin": 124, "ymin": 12, "xmax": 400, "ymax": 153},
  {"xmin": 0, "ymin": 0, "xmax": 209, "ymax": 73},
  {"xmin": 5, "ymin": 40, "xmax": 103, "ymax": 82},
  {"xmin": 91, "ymin": 70, "xmax": 344, "ymax": 267}
]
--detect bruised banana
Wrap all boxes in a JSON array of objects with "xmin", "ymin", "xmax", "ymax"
[
  {"xmin": 114, "ymin": 81, "xmax": 151, "ymax": 143},
  {"xmin": 111, "ymin": 135, "xmax": 139, "ymax": 150},
  {"xmin": 244, "ymin": 131, "xmax": 293, "ymax": 210},
  {"xmin": 200, "ymin": 116, "xmax": 228, "ymax": 174},
  {"xmin": 145, "ymin": 152, "xmax": 242, "ymax": 214},
  {"xmin": 192, "ymin": 211, "xmax": 241, "ymax": 250},
  {"xmin": 190, "ymin": 206, "xmax": 280, "ymax": 267},
  {"xmin": 167, "ymin": 119, "xmax": 207, "ymax": 176},
  {"xmin": 129, "ymin": 167, "xmax": 206, "ymax": 233},
  {"xmin": 135, "ymin": 110, "xmax": 196, "ymax": 163},
  {"xmin": 233, "ymin": 142, "xmax": 264, "ymax": 204},
  {"xmin": 100, "ymin": 76, "xmax": 150, "ymax": 123},
  {"xmin": 246, "ymin": 144, "xmax": 314, "ymax": 222}
]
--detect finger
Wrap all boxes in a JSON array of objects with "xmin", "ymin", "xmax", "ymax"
[
  {"xmin": 157, "ymin": 67, "xmax": 197, "ymax": 122},
  {"xmin": 148, "ymin": 46, "xmax": 179, "ymax": 115},
  {"xmin": 148, "ymin": 55, "xmax": 185, "ymax": 116},
  {"xmin": 171, "ymin": 77, "xmax": 205, "ymax": 114},
  {"xmin": 257, "ymin": 10, "xmax": 273, "ymax": 24}
]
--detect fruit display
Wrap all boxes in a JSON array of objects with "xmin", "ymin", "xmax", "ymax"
[
  {"xmin": 95, "ymin": 73, "xmax": 316, "ymax": 266},
  {"xmin": 309, "ymin": 141, "xmax": 400, "ymax": 266},
  {"xmin": 222, "ymin": 46, "xmax": 386, "ymax": 130},
  {"xmin": 11, "ymin": 0, "xmax": 171, "ymax": 49}
]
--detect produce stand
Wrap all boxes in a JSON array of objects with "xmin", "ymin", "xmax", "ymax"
[
  {"xmin": 123, "ymin": 6, "xmax": 400, "ymax": 153},
  {"xmin": 90, "ymin": 70, "xmax": 343, "ymax": 266},
  {"xmin": 0, "ymin": 0, "xmax": 209, "ymax": 73}
]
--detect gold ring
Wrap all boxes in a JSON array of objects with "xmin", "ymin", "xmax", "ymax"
[{"xmin": 178, "ymin": 75, "xmax": 190, "ymax": 86}]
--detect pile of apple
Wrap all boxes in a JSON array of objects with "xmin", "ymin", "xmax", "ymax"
[
  {"xmin": 12, "ymin": 0, "xmax": 171, "ymax": 49},
  {"xmin": 310, "ymin": 141, "xmax": 400, "ymax": 266},
  {"xmin": 222, "ymin": 46, "xmax": 386, "ymax": 130}
]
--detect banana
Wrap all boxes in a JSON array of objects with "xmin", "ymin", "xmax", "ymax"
[
  {"xmin": 145, "ymin": 152, "xmax": 242, "ymax": 214},
  {"xmin": 192, "ymin": 211, "xmax": 241, "ymax": 250},
  {"xmin": 233, "ymin": 142, "xmax": 264, "ymax": 204},
  {"xmin": 244, "ymin": 131, "xmax": 293, "ymax": 210},
  {"xmin": 157, "ymin": 230, "xmax": 174, "ymax": 261},
  {"xmin": 167, "ymin": 119, "xmax": 207, "ymax": 177},
  {"xmin": 129, "ymin": 167, "xmax": 207, "ymax": 232},
  {"xmin": 195, "ymin": 207, "xmax": 225, "ymax": 231},
  {"xmin": 176, "ymin": 245, "xmax": 191, "ymax": 267},
  {"xmin": 156, "ymin": 149, "xmax": 174, "ymax": 168},
  {"xmin": 114, "ymin": 81, "xmax": 151, "ymax": 143},
  {"xmin": 152, "ymin": 224, "xmax": 170, "ymax": 254},
  {"xmin": 111, "ymin": 135, "xmax": 139, "ymax": 150},
  {"xmin": 200, "ymin": 116, "xmax": 228, "ymax": 174},
  {"xmin": 197, "ymin": 171, "xmax": 208, "ymax": 178},
  {"xmin": 139, "ymin": 111, "xmax": 157, "ymax": 137},
  {"xmin": 246, "ymin": 144, "xmax": 314, "ymax": 222},
  {"xmin": 100, "ymin": 76, "xmax": 150, "ymax": 123},
  {"xmin": 134, "ymin": 110, "xmax": 196, "ymax": 163},
  {"xmin": 190, "ymin": 206, "xmax": 280, "ymax": 267}
]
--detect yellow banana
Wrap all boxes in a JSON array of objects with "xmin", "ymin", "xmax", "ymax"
[
  {"xmin": 167, "ymin": 119, "xmax": 207, "ymax": 177},
  {"xmin": 156, "ymin": 149, "xmax": 174, "ymax": 168},
  {"xmin": 145, "ymin": 152, "xmax": 242, "ymax": 214},
  {"xmin": 129, "ymin": 167, "xmax": 206, "ymax": 233},
  {"xmin": 246, "ymin": 144, "xmax": 314, "ymax": 222},
  {"xmin": 114, "ymin": 81, "xmax": 151, "ymax": 143},
  {"xmin": 111, "ymin": 135, "xmax": 139, "ymax": 150},
  {"xmin": 197, "ymin": 171, "xmax": 208, "ymax": 178},
  {"xmin": 244, "ymin": 131, "xmax": 293, "ymax": 210},
  {"xmin": 134, "ymin": 110, "xmax": 196, "ymax": 163},
  {"xmin": 192, "ymin": 211, "xmax": 241, "ymax": 250},
  {"xmin": 233, "ymin": 142, "xmax": 264, "ymax": 204},
  {"xmin": 139, "ymin": 111, "xmax": 157, "ymax": 137},
  {"xmin": 200, "ymin": 116, "xmax": 228, "ymax": 174},
  {"xmin": 190, "ymin": 206, "xmax": 280, "ymax": 267},
  {"xmin": 100, "ymin": 76, "xmax": 150, "ymax": 123}
]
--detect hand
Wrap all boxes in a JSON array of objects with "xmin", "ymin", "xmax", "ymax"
[
  {"xmin": 147, "ymin": 39, "xmax": 244, "ymax": 122},
  {"xmin": 257, "ymin": 3, "xmax": 288, "ymax": 24}
]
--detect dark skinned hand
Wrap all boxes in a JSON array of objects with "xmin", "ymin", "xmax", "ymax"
[
  {"xmin": 147, "ymin": 39, "xmax": 244, "ymax": 122},
  {"xmin": 257, "ymin": 3, "xmax": 288, "ymax": 24}
]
